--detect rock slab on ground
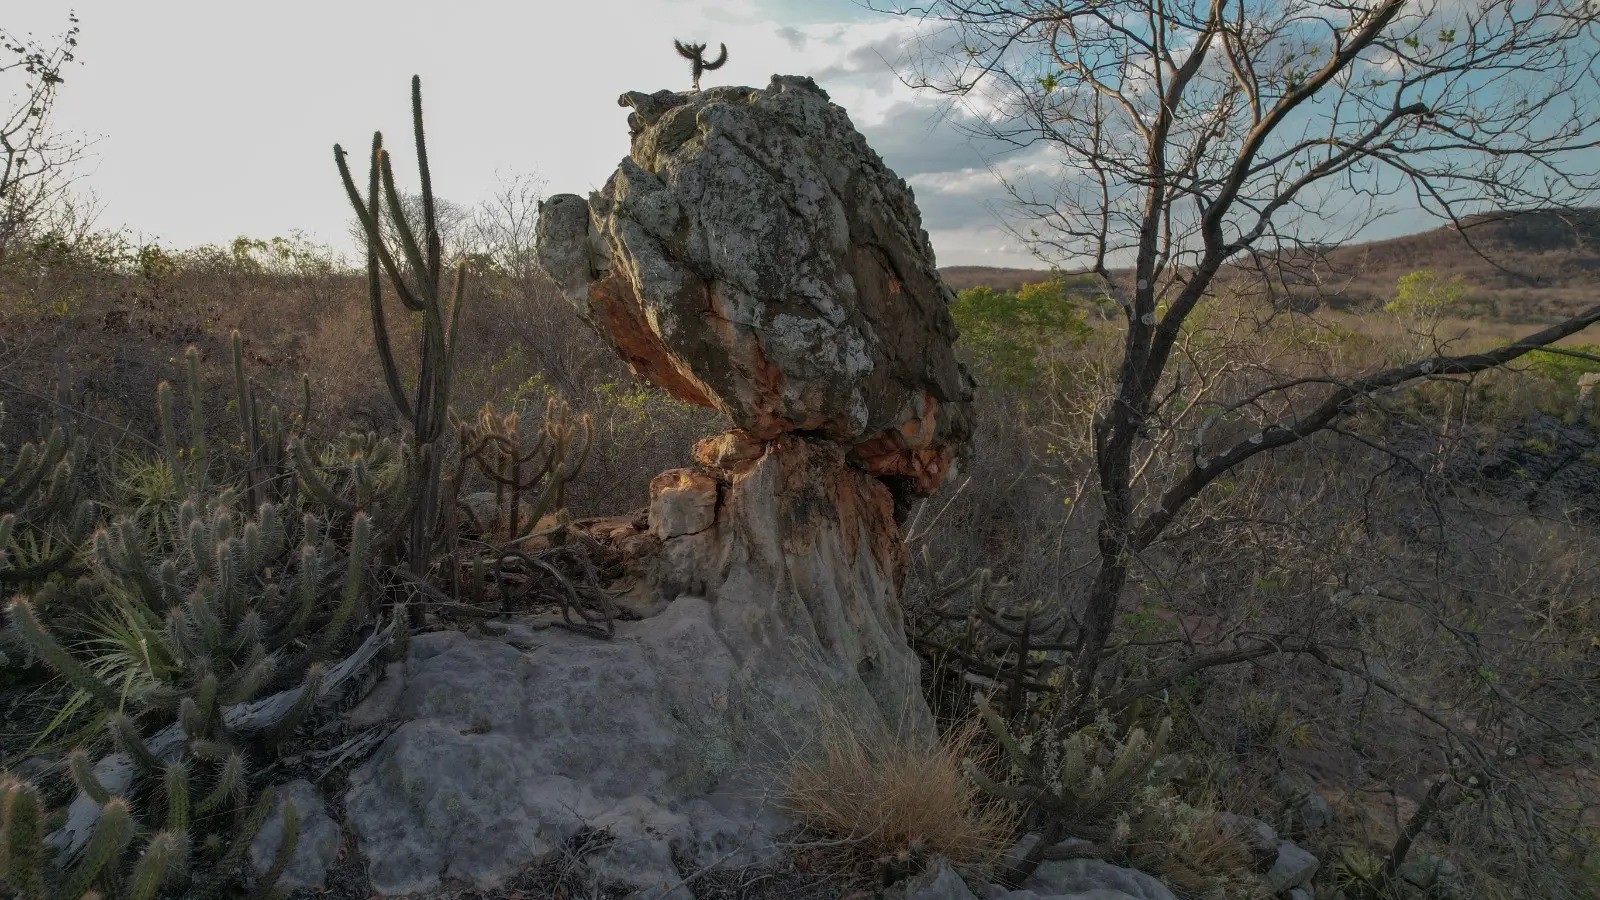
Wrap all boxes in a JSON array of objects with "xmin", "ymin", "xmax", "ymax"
[
  {"xmin": 1265, "ymin": 840, "xmax": 1320, "ymax": 893},
  {"xmin": 248, "ymin": 779, "xmax": 341, "ymax": 891},
  {"xmin": 344, "ymin": 436, "xmax": 932, "ymax": 895},
  {"xmin": 1018, "ymin": 859, "xmax": 1177, "ymax": 900}
]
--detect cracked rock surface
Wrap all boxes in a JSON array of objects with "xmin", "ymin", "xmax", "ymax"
[{"xmin": 536, "ymin": 75, "xmax": 974, "ymax": 495}]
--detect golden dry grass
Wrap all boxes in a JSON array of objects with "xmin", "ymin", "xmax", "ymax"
[{"xmin": 783, "ymin": 714, "xmax": 1016, "ymax": 870}]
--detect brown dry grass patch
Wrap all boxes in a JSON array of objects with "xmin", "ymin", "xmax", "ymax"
[{"xmin": 783, "ymin": 713, "xmax": 1015, "ymax": 872}]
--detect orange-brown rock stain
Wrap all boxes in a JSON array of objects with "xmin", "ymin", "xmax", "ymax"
[{"xmin": 588, "ymin": 273, "xmax": 717, "ymax": 408}]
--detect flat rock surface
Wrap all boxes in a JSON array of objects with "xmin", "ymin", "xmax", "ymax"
[{"xmin": 249, "ymin": 778, "xmax": 341, "ymax": 891}]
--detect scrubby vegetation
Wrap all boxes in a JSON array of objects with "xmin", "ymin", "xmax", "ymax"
[
  {"xmin": 4, "ymin": 4, "xmax": 1600, "ymax": 899},
  {"xmin": 0, "ymin": 77, "xmax": 642, "ymax": 898}
]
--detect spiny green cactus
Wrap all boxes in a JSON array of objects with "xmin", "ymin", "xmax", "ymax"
[
  {"xmin": 57, "ymin": 795, "xmax": 132, "ymax": 900},
  {"xmin": 9, "ymin": 352, "xmax": 372, "ymax": 896},
  {"xmin": 673, "ymin": 39, "xmax": 728, "ymax": 91},
  {"xmin": 0, "ymin": 399, "xmax": 92, "ymax": 590},
  {"xmin": 2, "ymin": 774, "xmax": 192, "ymax": 900},
  {"xmin": 2, "ymin": 773, "xmax": 48, "ymax": 899},
  {"xmin": 231, "ymin": 331, "xmax": 304, "ymax": 510},
  {"xmin": 126, "ymin": 829, "xmax": 185, "ymax": 900}
]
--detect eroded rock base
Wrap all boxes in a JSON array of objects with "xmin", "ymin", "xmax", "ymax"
[{"xmin": 344, "ymin": 435, "xmax": 931, "ymax": 895}]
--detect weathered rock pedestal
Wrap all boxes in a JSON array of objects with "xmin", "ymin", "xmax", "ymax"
[
  {"xmin": 345, "ymin": 435, "xmax": 931, "ymax": 894},
  {"xmin": 343, "ymin": 75, "xmax": 973, "ymax": 895}
]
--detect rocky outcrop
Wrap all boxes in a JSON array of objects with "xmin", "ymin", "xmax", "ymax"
[
  {"xmin": 341, "ymin": 74, "xmax": 979, "ymax": 897},
  {"xmin": 344, "ymin": 436, "xmax": 932, "ymax": 895},
  {"xmin": 536, "ymin": 75, "xmax": 975, "ymax": 496}
]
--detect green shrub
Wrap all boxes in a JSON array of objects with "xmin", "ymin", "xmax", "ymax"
[
  {"xmin": 1523, "ymin": 344, "xmax": 1600, "ymax": 383},
  {"xmin": 952, "ymin": 278, "xmax": 1091, "ymax": 388},
  {"xmin": 1385, "ymin": 269, "xmax": 1467, "ymax": 318}
]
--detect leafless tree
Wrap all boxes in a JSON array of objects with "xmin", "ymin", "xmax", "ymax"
[
  {"xmin": 0, "ymin": 11, "xmax": 89, "ymax": 268},
  {"xmin": 887, "ymin": 0, "xmax": 1600, "ymax": 714}
]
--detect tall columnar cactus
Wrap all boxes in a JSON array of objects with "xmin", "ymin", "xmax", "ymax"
[
  {"xmin": 334, "ymin": 75, "xmax": 467, "ymax": 627},
  {"xmin": 673, "ymin": 39, "xmax": 727, "ymax": 91},
  {"xmin": 453, "ymin": 397, "xmax": 593, "ymax": 542}
]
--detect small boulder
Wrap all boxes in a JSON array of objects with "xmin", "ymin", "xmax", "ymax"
[
  {"xmin": 1022, "ymin": 858, "xmax": 1176, "ymax": 900},
  {"xmin": 649, "ymin": 468, "xmax": 719, "ymax": 539},
  {"xmin": 248, "ymin": 779, "xmax": 341, "ymax": 892},
  {"xmin": 1217, "ymin": 811, "xmax": 1279, "ymax": 869},
  {"xmin": 1265, "ymin": 840, "xmax": 1319, "ymax": 894},
  {"xmin": 891, "ymin": 857, "xmax": 980, "ymax": 900},
  {"xmin": 1272, "ymin": 772, "xmax": 1335, "ymax": 830}
]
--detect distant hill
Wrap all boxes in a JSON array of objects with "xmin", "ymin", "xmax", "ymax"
[
  {"xmin": 1302, "ymin": 209, "xmax": 1600, "ymax": 319},
  {"xmin": 939, "ymin": 266, "xmax": 1053, "ymax": 292},
  {"xmin": 940, "ymin": 209, "xmax": 1600, "ymax": 321}
]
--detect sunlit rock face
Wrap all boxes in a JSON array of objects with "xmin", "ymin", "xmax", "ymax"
[{"xmin": 536, "ymin": 75, "xmax": 974, "ymax": 495}]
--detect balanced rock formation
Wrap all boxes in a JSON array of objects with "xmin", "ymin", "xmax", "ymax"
[
  {"xmin": 537, "ymin": 75, "xmax": 974, "ymax": 495},
  {"xmin": 340, "ymin": 76, "xmax": 977, "ymax": 896}
]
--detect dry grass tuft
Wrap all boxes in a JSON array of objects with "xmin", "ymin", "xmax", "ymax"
[{"xmin": 783, "ymin": 714, "xmax": 1016, "ymax": 872}]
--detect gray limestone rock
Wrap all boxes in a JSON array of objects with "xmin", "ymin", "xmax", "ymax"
[
  {"xmin": 1021, "ymin": 858, "xmax": 1177, "ymax": 900},
  {"xmin": 248, "ymin": 779, "xmax": 342, "ymax": 891},
  {"xmin": 345, "ymin": 436, "xmax": 932, "ymax": 895},
  {"xmin": 536, "ymin": 76, "xmax": 974, "ymax": 495},
  {"xmin": 1265, "ymin": 840, "xmax": 1320, "ymax": 893}
]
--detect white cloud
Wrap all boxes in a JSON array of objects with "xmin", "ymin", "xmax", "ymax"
[{"xmin": 21, "ymin": 0, "xmax": 1032, "ymax": 266}]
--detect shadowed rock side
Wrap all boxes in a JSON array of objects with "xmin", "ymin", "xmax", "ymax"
[
  {"xmin": 537, "ymin": 74, "xmax": 975, "ymax": 496},
  {"xmin": 344, "ymin": 437, "xmax": 933, "ymax": 894}
]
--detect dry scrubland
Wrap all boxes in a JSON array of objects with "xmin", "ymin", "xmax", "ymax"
[
  {"xmin": 2, "ymin": 8, "xmax": 1599, "ymax": 893},
  {"xmin": 2, "ymin": 213, "xmax": 1598, "ymax": 897}
]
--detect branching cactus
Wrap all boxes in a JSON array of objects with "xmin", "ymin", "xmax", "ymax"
[
  {"xmin": 910, "ymin": 551, "xmax": 1075, "ymax": 719},
  {"xmin": 969, "ymin": 695, "xmax": 1172, "ymax": 884},
  {"xmin": 673, "ymin": 39, "xmax": 727, "ymax": 91},
  {"xmin": 334, "ymin": 76, "xmax": 469, "ymax": 628},
  {"xmin": 452, "ymin": 397, "xmax": 593, "ymax": 543}
]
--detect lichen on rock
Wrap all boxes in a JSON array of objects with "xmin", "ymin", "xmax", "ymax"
[{"xmin": 537, "ymin": 74, "xmax": 975, "ymax": 496}]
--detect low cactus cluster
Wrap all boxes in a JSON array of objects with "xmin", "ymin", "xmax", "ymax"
[
  {"xmin": 0, "ymin": 335, "xmax": 390, "ymax": 897},
  {"xmin": 0, "ymin": 396, "xmax": 91, "ymax": 593},
  {"xmin": 0, "ymin": 76, "xmax": 607, "ymax": 897},
  {"xmin": 971, "ymin": 694, "xmax": 1172, "ymax": 884}
]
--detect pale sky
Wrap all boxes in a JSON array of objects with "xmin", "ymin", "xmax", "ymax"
[{"xmin": 9, "ymin": 0, "xmax": 1047, "ymax": 267}]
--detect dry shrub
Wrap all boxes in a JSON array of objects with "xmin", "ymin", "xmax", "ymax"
[{"xmin": 783, "ymin": 714, "xmax": 1015, "ymax": 873}]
